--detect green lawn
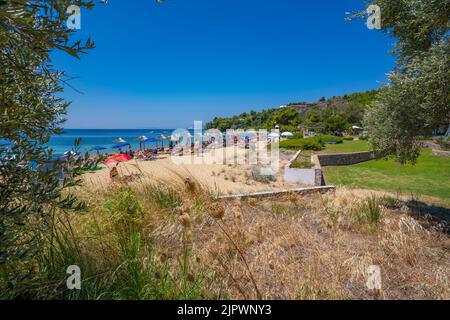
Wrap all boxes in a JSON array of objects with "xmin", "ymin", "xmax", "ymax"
[
  {"xmin": 324, "ymin": 149, "xmax": 450, "ymax": 205},
  {"xmin": 320, "ymin": 140, "xmax": 370, "ymax": 154}
]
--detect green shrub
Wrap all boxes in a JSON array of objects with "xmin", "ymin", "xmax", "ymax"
[
  {"xmin": 290, "ymin": 132, "xmax": 304, "ymax": 139},
  {"xmin": 279, "ymin": 139, "xmax": 302, "ymax": 150},
  {"xmin": 105, "ymin": 187, "xmax": 143, "ymax": 220},
  {"xmin": 316, "ymin": 135, "xmax": 344, "ymax": 144},
  {"xmin": 380, "ymin": 196, "xmax": 399, "ymax": 208},
  {"xmin": 357, "ymin": 195, "xmax": 382, "ymax": 228},
  {"xmin": 146, "ymin": 185, "xmax": 182, "ymax": 209},
  {"xmin": 290, "ymin": 155, "xmax": 313, "ymax": 168},
  {"xmin": 300, "ymin": 139, "xmax": 325, "ymax": 151},
  {"xmin": 359, "ymin": 136, "xmax": 369, "ymax": 141},
  {"xmin": 279, "ymin": 138, "xmax": 324, "ymax": 151},
  {"xmin": 343, "ymin": 136, "xmax": 354, "ymax": 141}
]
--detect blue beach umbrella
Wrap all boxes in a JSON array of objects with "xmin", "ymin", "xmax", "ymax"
[
  {"xmin": 91, "ymin": 146, "xmax": 107, "ymax": 151},
  {"xmin": 112, "ymin": 142, "xmax": 131, "ymax": 151},
  {"xmin": 240, "ymin": 132, "xmax": 256, "ymax": 139},
  {"xmin": 90, "ymin": 146, "xmax": 108, "ymax": 155},
  {"xmin": 144, "ymin": 138, "xmax": 158, "ymax": 149}
]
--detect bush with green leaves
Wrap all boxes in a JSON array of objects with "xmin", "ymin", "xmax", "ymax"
[
  {"xmin": 0, "ymin": 0, "xmax": 94, "ymax": 287},
  {"xmin": 279, "ymin": 138, "xmax": 325, "ymax": 151},
  {"xmin": 361, "ymin": 0, "xmax": 450, "ymax": 163},
  {"xmin": 316, "ymin": 135, "xmax": 344, "ymax": 145},
  {"xmin": 289, "ymin": 132, "xmax": 304, "ymax": 140}
]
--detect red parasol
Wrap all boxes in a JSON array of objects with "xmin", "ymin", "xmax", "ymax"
[{"xmin": 105, "ymin": 154, "xmax": 132, "ymax": 165}]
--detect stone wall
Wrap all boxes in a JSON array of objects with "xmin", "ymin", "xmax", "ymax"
[
  {"xmin": 311, "ymin": 155, "xmax": 323, "ymax": 186},
  {"xmin": 432, "ymin": 149, "xmax": 450, "ymax": 157},
  {"xmin": 418, "ymin": 141, "xmax": 441, "ymax": 150},
  {"xmin": 284, "ymin": 151, "xmax": 377, "ymax": 187},
  {"xmin": 283, "ymin": 150, "xmax": 316, "ymax": 185},
  {"xmin": 317, "ymin": 151, "xmax": 376, "ymax": 167}
]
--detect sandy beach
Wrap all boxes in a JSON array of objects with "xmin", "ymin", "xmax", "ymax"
[{"xmin": 82, "ymin": 145, "xmax": 303, "ymax": 195}]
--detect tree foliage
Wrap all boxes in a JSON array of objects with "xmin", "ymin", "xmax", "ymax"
[
  {"xmin": 363, "ymin": 0, "xmax": 450, "ymax": 163},
  {"xmin": 268, "ymin": 108, "xmax": 301, "ymax": 130},
  {"xmin": 205, "ymin": 90, "xmax": 378, "ymax": 132},
  {"xmin": 0, "ymin": 0, "xmax": 94, "ymax": 285}
]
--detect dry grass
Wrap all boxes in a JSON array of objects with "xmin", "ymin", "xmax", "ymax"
[{"xmin": 17, "ymin": 175, "xmax": 449, "ymax": 300}]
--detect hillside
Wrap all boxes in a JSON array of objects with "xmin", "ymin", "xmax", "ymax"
[{"xmin": 205, "ymin": 89, "xmax": 380, "ymax": 132}]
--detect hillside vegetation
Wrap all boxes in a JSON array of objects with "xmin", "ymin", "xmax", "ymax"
[{"xmin": 205, "ymin": 90, "xmax": 380, "ymax": 133}]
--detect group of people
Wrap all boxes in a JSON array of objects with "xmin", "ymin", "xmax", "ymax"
[{"xmin": 121, "ymin": 145, "xmax": 175, "ymax": 159}]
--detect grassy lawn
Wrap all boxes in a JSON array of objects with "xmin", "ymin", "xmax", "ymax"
[
  {"xmin": 320, "ymin": 139, "xmax": 370, "ymax": 154},
  {"xmin": 323, "ymin": 149, "xmax": 450, "ymax": 205}
]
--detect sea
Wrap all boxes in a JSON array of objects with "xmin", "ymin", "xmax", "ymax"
[{"xmin": 48, "ymin": 129, "xmax": 187, "ymax": 157}]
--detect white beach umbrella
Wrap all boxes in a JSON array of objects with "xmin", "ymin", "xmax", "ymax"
[
  {"xmin": 137, "ymin": 136, "xmax": 148, "ymax": 150},
  {"xmin": 158, "ymin": 134, "xmax": 169, "ymax": 140},
  {"xmin": 281, "ymin": 132, "xmax": 294, "ymax": 137},
  {"xmin": 156, "ymin": 134, "xmax": 169, "ymax": 147},
  {"xmin": 268, "ymin": 132, "xmax": 280, "ymax": 138},
  {"xmin": 113, "ymin": 138, "xmax": 127, "ymax": 143}
]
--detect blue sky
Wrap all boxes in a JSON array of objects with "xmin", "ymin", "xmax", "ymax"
[{"xmin": 55, "ymin": 0, "xmax": 396, "ymax": 129}]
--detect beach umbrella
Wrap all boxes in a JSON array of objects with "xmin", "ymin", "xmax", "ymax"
[
  {"xmin": 112, "ymin": 142, "xmax": 131, "ymax": 153},
  {"xmin": 157, "ymin": 134, "xmax": 168, "ymax": 140},
  {"xmin": 239, "ymin": 132, "xmax": 256, "ymax": 138},
  {"xmin": 113, "ymin": 138, "xmax": 127, "ymax": 143},
  {"xmin": 144, "ymin": 137, "xmax": 158, "ymax": 148},
  {"xmin": 268, "ymin": 132, "xmax": 280, "ymax": 138},
  {"xmin": 105, "ymin": 154, "xmax": 132, "ymax": 165},
  {"xmin": 137, "ymin": 136, "xmax": 148, "ymax": 150},
  {"xmin": 157, "ymin": 134, "xmax": 169, "ymax": 147},
  {"xmin": 91, "ymin": 146, "xmax": 107, "ymax": 151},
  {"xmin": 90, "ymin": 145, "xmax": 108, "ymax": 155},
  {"xmin": 281, "ymin": 132, "xmax": 294, "ymax": 137}
]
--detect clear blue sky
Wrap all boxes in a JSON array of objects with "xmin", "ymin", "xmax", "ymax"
[{"xmin": 55, "ymin": 0, "xmax": 395, "ymax": 129}]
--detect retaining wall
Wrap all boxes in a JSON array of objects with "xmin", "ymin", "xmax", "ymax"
[
  {"xmin": 218, "ymin": 186, "xmax": 335, "ymax": 200},
  {"xmin": 432, "ymin": 149, "xmax": 450, "ymax": 157},
  {"xmin": 284, "ymin": 151, "xmax": 377, "ymax": 187},
  {"xmin": 316, "ymin": 151, "xmax": 376, "ymax": 166},
  {"xmin": 283, "ymin": 150, "xmax": 316, "ymax": 185}
]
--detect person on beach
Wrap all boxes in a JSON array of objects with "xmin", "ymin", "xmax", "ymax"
[{"xmin": 110, "ymin": 166, "xmax": 119, "ymax": 181}]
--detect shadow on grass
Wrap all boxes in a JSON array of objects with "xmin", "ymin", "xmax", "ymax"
[{"xmin": 404, "ymin": 200, "xmax": 450, "ymax": 234}]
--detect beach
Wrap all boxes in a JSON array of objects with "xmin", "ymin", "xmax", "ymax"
[{"xmin": 81, "ymin": 145, "xmax": 302, "ymax": 196}]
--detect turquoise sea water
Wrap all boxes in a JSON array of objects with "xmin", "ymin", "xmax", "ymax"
[{"xmin": 48, "ymin": 129, "xmax": 184, "ymax": 156}]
